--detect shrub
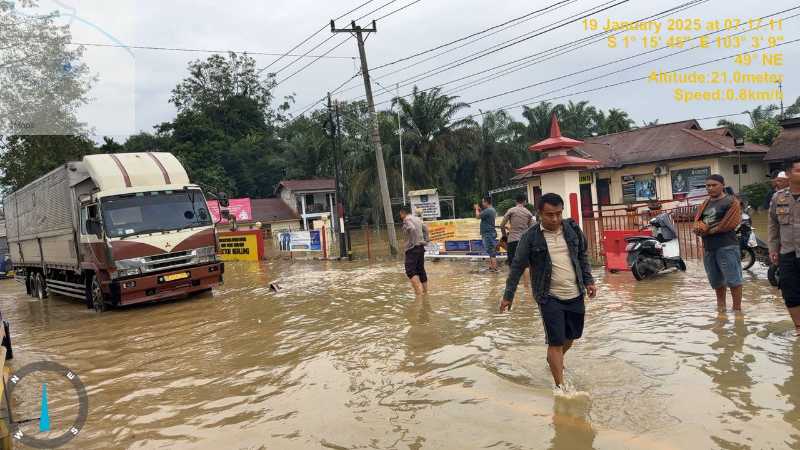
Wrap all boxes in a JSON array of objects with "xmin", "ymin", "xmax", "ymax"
[
  {"xmin": 741, "ymin": 181, "xmax": 771, "ymax": 209},
  {"xmin": 496, "ymin": 198, "xmax": 516, "ymax": 215}
]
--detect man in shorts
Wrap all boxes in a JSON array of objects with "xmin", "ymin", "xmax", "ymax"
[
  {"xmin": 693, "ymin": 174, "xmax": 743, "ymax": 311},
  {"xmin": 400, "ymin": 206, "xmax": 429, "ymax": 295},
  {"xmin": 768, "ymin": 158, "xmax": 800, "ymax": 336},
  {"xmin": 475, "ymin": 197, "xmax": 498, "ymax": 272},
  {"xmin": 500, "ymin": 193, "xmax": 597, "ymax": 393}
]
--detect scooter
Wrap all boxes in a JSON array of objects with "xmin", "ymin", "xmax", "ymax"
[
  {"xmin": 737, "ymin": 204, "xmax": 764, "ymax": 271},
  {"xmin": 625, "ymin": 212, "xmax": 687, "ymax": 281},
  {"xmin": 736, "ymin": 203, "xmax": 780, "ymax": 286}
]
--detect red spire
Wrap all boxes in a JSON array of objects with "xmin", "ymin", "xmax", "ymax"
[
  {"xmin": 549, "ymin": 112, "xmax": 562, "ymax": 138},
  {"xmin": 528, "ymin": 112, "xmax": 584, "ymax": 152}
]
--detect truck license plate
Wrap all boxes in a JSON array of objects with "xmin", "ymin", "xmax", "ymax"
[{"xmin": 163, "ymin": 272, "xmax": 190, "ymax": 282}]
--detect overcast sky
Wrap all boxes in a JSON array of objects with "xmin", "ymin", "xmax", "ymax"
[{"xmin": 31, "ymin": 0, "xmax": 800, "ymax": 140}]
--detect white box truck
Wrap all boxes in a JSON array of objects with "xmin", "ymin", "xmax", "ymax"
[{"xmin": 4, "ymin": 152, "xmax": 224, "ymax": 310}]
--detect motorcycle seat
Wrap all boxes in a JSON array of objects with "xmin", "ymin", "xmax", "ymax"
[{"xmin": 624, "ymin": 235, "xmax": 652, "ymax": 242}]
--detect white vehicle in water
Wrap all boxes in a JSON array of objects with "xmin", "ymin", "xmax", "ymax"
[{"xmin": 5, "ymin": 152, "xmax": 224, "ymax": 310}]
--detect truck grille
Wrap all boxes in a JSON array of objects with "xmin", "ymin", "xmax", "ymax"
[{"xmin": 143, "ymin": 251, "xmax": 193, "ymax": 272}]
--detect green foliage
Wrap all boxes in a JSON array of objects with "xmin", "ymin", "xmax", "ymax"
[
  {"xmin": 495, "ymin": 198, "xmax": 516, "ymax": 215},
  {"xmin": 741, "ymin": 181, "xmax": 772, "ymax": 210},
  {"xmin": 746, "ymin": 119, "xmax": 781, "ymax": 146},
  {"xmin": 0, "ymin": 0, "xmax": 94, "ymax": 134},
  {"xmin": 0, "ymin": 135, "xmax": 97, "ymax": 193}
]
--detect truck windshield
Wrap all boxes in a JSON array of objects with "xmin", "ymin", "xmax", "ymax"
[{"xmin": 101, "ymin": 190, "xmax": 212, "ymax": 239}]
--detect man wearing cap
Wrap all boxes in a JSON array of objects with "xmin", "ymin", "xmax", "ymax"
[
  {"xmin": 693, "ymin": 174, "xmax": 743, "ymax": 311},
  {"xmin": 768, "ymin": 159, "xmax": 800, "ymax": 336},
  {"xmin": 764, "ymin": 171, "xmax": 790, "ymax": 210}
]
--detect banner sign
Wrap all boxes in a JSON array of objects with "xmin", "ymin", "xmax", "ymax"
[
  {"xmin": 277, "ymin": 230, "xmax": 321, "ymax": 252},
  {"xmin": 427, "ymin": 222, "xmax": 456, "ymax": 243},
  {"xmin": 671, "ymin": 167, "xmax": 711, "ymax": 195},
  {"xmin": 217, "ymin": 230, "xmax": 263, "ymax": 261},
  {"xmin": 208, "ymin": 198, "xmax": 252, "ymax": 224}
]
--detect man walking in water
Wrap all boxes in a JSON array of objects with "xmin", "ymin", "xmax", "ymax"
[
  {"xmin": 400, "ymin": 206, "xmax": 429, "ymax": 295},
  {"xmin": 768, "ymin": 159, "xmax": 800, "ymax": 336},
  {"xmin": 693, "ymin": 174, "xmax": 743, "ymax": 311},
  {"xmin": 475, "ymin": 197, "xmax": 498, "ymax": 272},
  {"xmin": 500, "ymin": 193, "xmax": 597, "ymax": 393},
  {"xmin": 500, "ymin": 193, "xmax": 535, "ymax": 266}
]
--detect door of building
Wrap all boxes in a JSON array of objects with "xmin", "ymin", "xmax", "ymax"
[
  {"xmin": 580, "ymin": 184, "xmax": 593, "ymax": 218},
  {"xmin": 597, "ymin": 179, "xmax": 611, "ymax": 206}
]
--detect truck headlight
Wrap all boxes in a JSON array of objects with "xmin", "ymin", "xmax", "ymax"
[
  {"xmin": 113, "ymin": 257, "xmax": 145, "ymax": 279},
  {"xmin": 192, "ymin": 246, "xmax": 217, "ymax": 264}
]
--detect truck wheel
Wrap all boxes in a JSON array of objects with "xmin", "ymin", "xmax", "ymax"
[
  {"xmin": 35, "ymin": 273, "xmax": 47, "ymax": 300},
  {"xmin": 89, "ymin": 276, "xmax": 106, "ymax": 312}
]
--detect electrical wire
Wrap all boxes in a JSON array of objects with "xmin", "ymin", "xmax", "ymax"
[
  {"xmin": 349, "ymin": 0, "xmax": 632, "ymax": 102},
  {"xmin": 463, "ymin": 8, "xmax": 799, "ymax": 107},
  {"xmin": 332, "ymin": 0, "xmax": 578, "ymax": 96},
  {"xmin": 371, "ymin": 0, "xmax": 573, "ymax": 70},
  {"xmin": 67, "ymin": 41, "xmax": 356, "ymax": 59},
  {"xmin": 459, "ymin": 37, "xmax": 800, "ymax": 121},
  {"xmin": 261, "ymin": 0, "xmax": 378, "ymax": 70},
  {"xmin": 367, "ymin": 0, "xmax": 710, "ymax": 107}
]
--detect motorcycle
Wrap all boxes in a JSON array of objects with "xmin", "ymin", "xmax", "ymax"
[
  {"xmin": 737, "ymin": 204, "xmax": 780, "ymax": 286},
  {"xmin": 625, "ymin": 212, "xmax": 687, "ymax": 280}
]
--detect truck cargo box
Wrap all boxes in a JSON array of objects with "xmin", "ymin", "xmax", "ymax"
[{"xmin": 5, "ymin": 162, "xmax": 89, "ymax": 269}]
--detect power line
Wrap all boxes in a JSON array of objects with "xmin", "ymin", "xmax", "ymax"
[
  {"xmin": 367, "ymin": 0, "xmax": 710, "ymax": 107},
  {"xmin": 68, "ymin": 41, "xmax": 356, "ymax": 59},
  {"xmin": 295, "ymin": 73, "xmax": 361, "ymax": 117},
  {"xmin": 261, "ymin": 0, "xmax": 378, "ymax": 70},
  {"xmin": 374, "ymin": 0, "xmax": 422, "ymax": 22},
  {"xmin": 463, "ymin": 8, "xmax": 800, "ymax": 107},
  {"xmin": 332, "ymin": 0, "xmax": 579, "ymax": 97},
  {"xmin": 262, "ymin": 0, "xmax": 414, "ymax": 80},
  {"xmin": 461, "ymin": 37, "xmax": 800, "ymax": 121},
  {"xmin": 350, "ymin": 0, "xmax": 632, "ymax": 102},
  {"xmin": 276, "ymin": 37, "xmax": 353, "ymax": 86},
  {"xmin": 371, "ymin": 0, "xmax": 573, "ymax": 71}
]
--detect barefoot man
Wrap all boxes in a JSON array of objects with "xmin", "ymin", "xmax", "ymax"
[
  {"xmin": 499, "ymin": 193, "xmax": 597, "ymax": 393},
  {"xmin": 769, "ymin": 159, "xmax": 800, "ymax": 336},
  {"xmin": 693, "ymin": 174, "xmax": 743, "ymax": 311},
  {"xmin": 400, "ymin": 206, "xmax": 429, "ymax": 295}
]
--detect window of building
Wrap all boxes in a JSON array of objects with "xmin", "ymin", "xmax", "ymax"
[{"xmin": 733, "ymin": 164, "xmax": 748, "ymax": 175}]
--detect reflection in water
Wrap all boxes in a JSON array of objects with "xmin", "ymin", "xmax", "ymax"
[
  {"xmin": 551, "ymin": 395, "xmax": 596, "ymax": 450},
  {"xmin": 0, "ymin": 255, "xmax": 796, "ymax": 449}
]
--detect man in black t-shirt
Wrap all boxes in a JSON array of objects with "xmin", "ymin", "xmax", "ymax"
[{"xmin": 693, "ymin": 174, "xmax": 743, "ymax": 311}]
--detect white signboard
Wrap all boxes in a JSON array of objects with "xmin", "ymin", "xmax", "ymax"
[
  {"xmin": 276, "ymin": 230, "xmax": 322, "ymax": 252},
  {"xmin": 409, "ymin": 190, "xmax": 440, "ymax": 219}
]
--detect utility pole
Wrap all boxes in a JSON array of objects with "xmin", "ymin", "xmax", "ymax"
[
  {"xmin": 777, "ymin": 81, "xmax": 785, "ymax": 120},
  {"xmin": 331, "ymin": 19, "xmax": 399, "ymax": 256},
  {"xmin": 397, "ymin": 83, "xmax": 406, "ymax": 206},
  {"xmin": 327, "ymin": 93, "xmax": 349, "ymax": 260}
]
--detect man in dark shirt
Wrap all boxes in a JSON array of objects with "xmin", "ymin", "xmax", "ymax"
[
  {"xmin": 475, "ymin": 197, "xmax": 498, "ymax": 272},
  {"xmin": 693, "ymin": 174, "xmax": 743, "ymax": 311}
]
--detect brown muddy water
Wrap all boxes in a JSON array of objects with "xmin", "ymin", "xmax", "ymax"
[{"xmin": 0, "ymin": 240, "xmax": 798, "ymax": 448}]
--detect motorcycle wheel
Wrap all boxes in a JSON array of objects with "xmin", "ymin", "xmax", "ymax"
[
  {"xmin": 740, "ymin": 247, "xmax": 756, "ymax": 271},
  {"xmin": 631, "ymin": 261, "xmax": 645, "ymax": 281},
  {"xmin": 768, "ymin": 265, "xmax": 780, "ymax": 287}
]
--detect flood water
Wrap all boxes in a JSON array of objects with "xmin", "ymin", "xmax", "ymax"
[{"xmin": 0, "ymin": 246, "xmax": 798, "ymax": 448}]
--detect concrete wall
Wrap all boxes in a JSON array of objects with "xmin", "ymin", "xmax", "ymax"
[{"xmin": 716, "ymin": 155, "xmax": 770, "ymax": 193}]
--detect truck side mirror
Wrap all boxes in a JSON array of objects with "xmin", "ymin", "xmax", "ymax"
[
  {"xmin": 218, "ymin": 192, "xmax": 229, "ymax": 208},
  {"xmin": 85, "ymin": 219, "xmax": 102, "ymax": 237}
]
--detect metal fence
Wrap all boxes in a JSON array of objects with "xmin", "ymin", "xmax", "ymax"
[{"xmin": 583, "ymin": 203, "xmax": 705, "ymax": 265}]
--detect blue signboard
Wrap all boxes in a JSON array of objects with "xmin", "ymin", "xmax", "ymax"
[{"xmin": 444, "ymin": 240, "xmax": 470, "ymax": 252}]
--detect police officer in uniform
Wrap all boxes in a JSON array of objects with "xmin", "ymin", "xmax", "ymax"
[{"xmin": 768, "ymin": 158, "xmax": 800, "ymax": 336}]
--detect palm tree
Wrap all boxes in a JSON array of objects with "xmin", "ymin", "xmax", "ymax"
[
  {"xmin": 392, "ymin": 86, "xmax": 474, "ymax": 193},
  {"xmin": 603, "ymin": 108, "xmax": 634, "ymax": 134},
  {"xmin": 559, "ymin": 100, "xmax": 597, "ymax": 138},
  {"xmin": 522, "ymin": 101, "xmax": 557, "ymax": 141},
  {"xmin": 472, "ymin": 110, "xmax": 526, "ymax": 195}
]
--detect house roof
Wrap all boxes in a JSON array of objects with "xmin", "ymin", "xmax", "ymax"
[
  {"xmin": 765, "ymin": 126, "xmax": 800, "ymax": 162},
  {"xmin": 250, "ymin": 198, "xmax": 300, "ymax": 223},
  {"xmin": 276, "ymin": 179, "xmax": 336, "ymax": 194},
  {"xmin": 573, "ymin": 120, "xmax": 768, "ymax": 168}
]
